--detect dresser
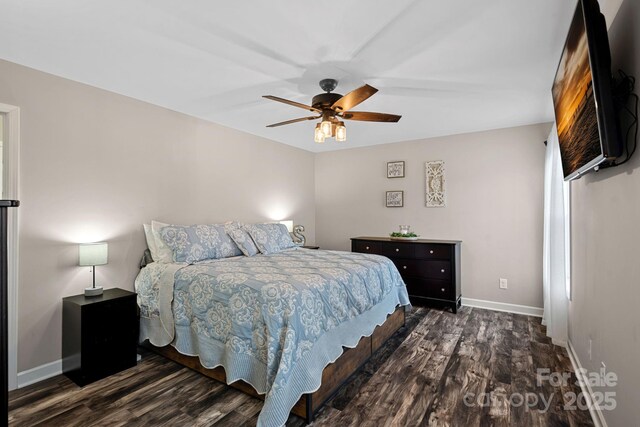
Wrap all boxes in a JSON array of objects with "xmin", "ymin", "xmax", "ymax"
[{"xmin": 351, "ymin": 237, "xmax": 461, "ymax": 313}]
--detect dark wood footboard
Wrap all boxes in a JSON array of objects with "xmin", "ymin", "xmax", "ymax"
[{"xmin": 144, "ymin": 305, "xmax": 406, "ymax": 423}]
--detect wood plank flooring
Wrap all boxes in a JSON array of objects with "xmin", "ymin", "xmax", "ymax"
[{"xmin": 9, "ymin": 307, "xmax": 594, "ymax": 426}]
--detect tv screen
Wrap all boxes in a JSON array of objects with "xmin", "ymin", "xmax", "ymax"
[{"xmin": 552, "ymin": 0, "xmax": 621, "ymax": 181}]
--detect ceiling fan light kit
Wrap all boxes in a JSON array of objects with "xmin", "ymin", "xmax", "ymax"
[
  {"xmin": 320, "ymin": 119, "xmax": 333, "ymax": 138},
  {"xmin": 264, "ymin": 78, "xmax": 401, "ymax": 144},
  {"xmin": 314, "ymin": 123, "xmax": 325, "ymax": 143},
  {"xmin": 336, "ymin": 122, "xmax": 347, "ymax": 142}
]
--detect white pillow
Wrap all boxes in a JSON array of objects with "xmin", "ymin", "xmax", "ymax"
[
  {"xmin": 143, "ymin": 224, "xmax": 158, "ymax": 261},
  {"xmin": 150, "ymin": 220, "xmax": 174, "ymax": 263}
]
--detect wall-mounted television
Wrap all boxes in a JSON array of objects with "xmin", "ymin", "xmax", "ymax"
[{"xmin": 552, "ymin": 0, "xmax": 622, "ymax": 181}]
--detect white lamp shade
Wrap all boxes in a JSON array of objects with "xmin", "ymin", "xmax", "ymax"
[
  {"xmin": 79, "ymin": 242, "xmax": 108, "ymax": 266},
  {"xmin": 279, "ymin": 220, "xmax": 294, "ymax": 233}
]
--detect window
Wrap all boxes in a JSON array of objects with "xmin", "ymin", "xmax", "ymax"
[{"xmin": 564, "ymin": 181, "xmax": 571, "ymax": 300}]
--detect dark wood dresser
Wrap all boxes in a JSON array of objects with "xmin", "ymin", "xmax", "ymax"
[{"xmin": 351, "ymin": 237, "xmax": 461, "ymax": 313}]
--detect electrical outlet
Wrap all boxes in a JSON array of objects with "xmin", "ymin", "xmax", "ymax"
[
  {"xmin": 588, "ymin": 338, "xmax": 593, "ymax": 361},
  {"xmin": 499, "ymin": 278, "xmax": 508, "ymax": 289}
]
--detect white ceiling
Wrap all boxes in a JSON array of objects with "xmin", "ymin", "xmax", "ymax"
[{"xmin": 0, "ymin": 0, "xmax": 576, "ymax": 152}]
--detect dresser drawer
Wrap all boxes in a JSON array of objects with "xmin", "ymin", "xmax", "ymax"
[
  {"xmin": 393, "ymin": 259, "xmax": 452, "ymax": 281},
  {"xmin": 413, "ymin": 244, "xmax": 451, "ymax": 260},
  {"xmin": 405, "ymin": 278, "xmax": 452, "ymax": 300},
  {"xmin": 381, "ymin": 242, "xmax": 415, "ymax": 258},
  {"xmin": 353, "ymin": 240, "xmax": 382, "ymax": 255}
]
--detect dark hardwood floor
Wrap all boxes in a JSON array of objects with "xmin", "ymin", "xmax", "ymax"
[{"xmin": 9, "ymin": 307, "xmax": 594, "ymax": 426}]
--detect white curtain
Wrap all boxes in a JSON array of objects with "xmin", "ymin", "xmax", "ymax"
[{"xmin": 542, "ymin": 124, "xmax": 569, "ymax": 346}]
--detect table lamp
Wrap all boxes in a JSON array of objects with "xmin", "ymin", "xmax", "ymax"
[
  {"xmin": 79, "ymin": 242, "xmax": 108, "ymax": 296},
  {"xmin": 279, "ymin": 220, "xmax": 294, "ymax": 233}
]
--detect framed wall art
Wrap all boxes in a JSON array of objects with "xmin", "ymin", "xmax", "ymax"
[
  {"xmin": 386, "ymin": 191, "xmax": 404, "ymax": 207},
  {"xmin": 387, "ymin": 161, "xmax": 405, "ymax": 178},
  {"xmin": 425, "ymin": 161, "xmax": 446, "ymax": 207}
]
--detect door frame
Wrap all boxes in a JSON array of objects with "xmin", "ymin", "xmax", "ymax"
[{"xmin": 0, "ymin": 103, "xmax": 20, "ymax": 390}]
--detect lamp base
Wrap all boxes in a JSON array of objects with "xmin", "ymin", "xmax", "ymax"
[{"xmin": 84, "ymin": 286, "xmax": 103, "ymax": 297}]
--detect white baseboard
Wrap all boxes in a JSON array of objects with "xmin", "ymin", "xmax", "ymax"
[
  {"xmin": 461, "ymin": 297, "xmax": 543, "ymax": 317},
  {"xmin": 566, "ymin": 340, "xmax": 608, "ymax": 427},
  {"xmin": 17, "ymin": 359, "xmax": 62, "ymax": 388}
]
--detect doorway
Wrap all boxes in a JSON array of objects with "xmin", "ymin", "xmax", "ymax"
[
  {"xmin": 0, "ymin": 104, "xmax": 20, "ymax": 391},
  {"xmin": 0, "ymin": 115, "xmax": 3, "ymax": 196}
]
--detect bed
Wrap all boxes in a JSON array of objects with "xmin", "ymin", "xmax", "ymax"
[{"xmin": 135, "ymin": 231, "xmax": 410, "ymax": 427}]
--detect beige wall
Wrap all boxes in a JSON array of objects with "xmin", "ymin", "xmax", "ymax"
[
  {"xmin": 315, "ymin": 123, "xmax": 550, "ymax": 308},
  {"xmin": 0, "ymin": 59, "xmax": 316, "ymax": 372},
  {"xmin": 569, "ymin": 0, "xmax": 639, "ymax": 425}
]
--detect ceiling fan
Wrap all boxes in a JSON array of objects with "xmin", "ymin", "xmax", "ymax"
[{"xmin": 263, "ymin": 78, "xmax": 401, "ymax": 143}]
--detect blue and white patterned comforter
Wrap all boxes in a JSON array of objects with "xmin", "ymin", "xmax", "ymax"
[{"xmin": 135, "ymin": 248, "xmax": 410, "ymax": 427}]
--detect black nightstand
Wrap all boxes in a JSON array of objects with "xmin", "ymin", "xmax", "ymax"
[
  {"xmin": 302, "ymin": 245, "xmax": 320, "ymax": 250},
  {"xmin": 62, "ymin": 288, "xmax": 138, "ymax": 386}
]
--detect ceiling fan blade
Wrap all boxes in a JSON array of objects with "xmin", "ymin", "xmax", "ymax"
[
  {"xmin": 263, "ymin": 95, "xmax": 321, "ymax": 113},
  {"xmin": 331, "ymin": 84, "xmax": 378, "ymax": 112},
  {"xmin": 266, "ymin": 116, "xmax": 320, "ymax": 128},
  {"xmin": 341, "ymin": 111, "xmax": 401, "ymax": 122}
]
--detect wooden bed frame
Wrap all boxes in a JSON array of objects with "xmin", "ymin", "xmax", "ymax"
[{"xmin": 145, "ymin": 306, "xmax": 405, "ymax": 423}]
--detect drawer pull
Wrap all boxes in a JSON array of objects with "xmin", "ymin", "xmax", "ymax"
[
  {"xmin": 441, "ymin": 288, "xmax": 446, "ymax": 292},
  {"xmin": 365, "ymin": 246, "xmax": 370, "ymax": 250},
  {"xmin": 441, "ymin": 269, "xmax": 445, "ymax": 273},
  {"xmin": 403, "ymin": 265, "xmax": 407, "ymax": 270},
  {"xmin": 429, "ymin": 250, "xmax": 434, "ymax": 254},
  {"xmin": 395, "ymin": 248, "xmax": 400, "ymax": 252}
]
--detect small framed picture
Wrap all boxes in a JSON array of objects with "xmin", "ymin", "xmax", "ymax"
[
  {"xmin": 386, "ymin": 191, "xmax": 404, "ymax": 207},
  {"xmin": 387, "ymin": 161, "xmax": 405, "ymax": 178}
]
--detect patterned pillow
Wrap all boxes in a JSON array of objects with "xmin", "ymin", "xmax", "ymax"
[
  {"xmin": 159, "ymin": 223, "xmax": 243, "ymax": 263},
  {"xmin": 227, "ymin": 227, "xmax": 260, "ymax": 256},
  {"xmin": 244, "ymin": 223, "xmax": 296, "ymax": 254}
]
